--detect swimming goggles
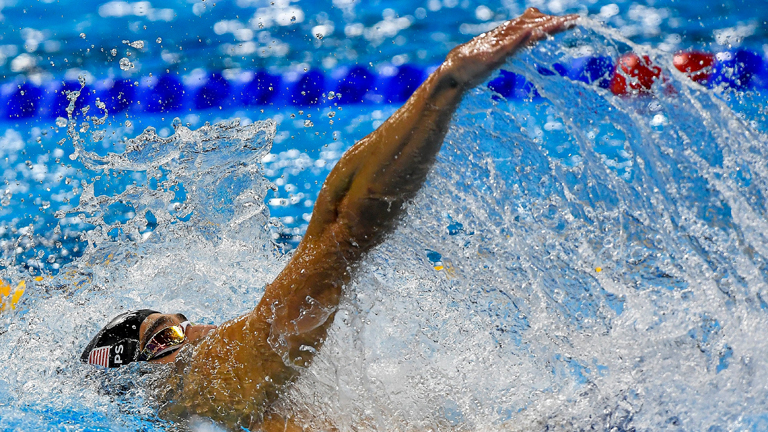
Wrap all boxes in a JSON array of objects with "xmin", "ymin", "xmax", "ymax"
[{"xmin": 138, "ymin": 321, "xmax": 191, "ymax": 362}]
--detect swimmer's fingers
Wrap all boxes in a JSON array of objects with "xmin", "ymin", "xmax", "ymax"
[
  {"xmin": 444, "ymin": 8, "xmax": 578, "ymax": 88},
  {"xmin": 493, "ymin": 9, "xmax": 578, "ymax": 47},
  {"xmin": 523, "ymin": 13, "xmax": 579, "ymax": 45}
]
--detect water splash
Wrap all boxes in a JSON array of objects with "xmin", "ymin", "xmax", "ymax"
[
  {"xmin": 2, "ymin": 21, "xmax": 768, "ymax": 431},
  {"xmin": 0, "ymin": 108, "xmax": 286, "ymax": 430},
  {"xmin": 271, "ymin": 22, "xmax": 768, "ymax": 430}
]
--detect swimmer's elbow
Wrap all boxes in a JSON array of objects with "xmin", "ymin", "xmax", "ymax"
[{"xmin": 334, "ymin": 192, "xmax": 405, "ymax": 252}]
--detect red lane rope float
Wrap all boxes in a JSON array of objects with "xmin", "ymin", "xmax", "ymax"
[
  {"xmin": 610, "ymin": 53, "xmax": 663, "ymax": 96},
  {"xmin": 673, "ymin": 51, "xmax": 715, "ymax": 84}
]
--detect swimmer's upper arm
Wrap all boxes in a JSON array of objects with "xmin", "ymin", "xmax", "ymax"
[{"xmin": 172, "ymin": 221, "xmax": 354, "ymax": 428}]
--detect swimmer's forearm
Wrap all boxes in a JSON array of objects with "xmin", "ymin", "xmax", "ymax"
[
  {"xmin": 253, "ymin": 9, "xmax": 579, "ymax": 369},
  {"xmin": 309, "ymin": 9, "xmax": 577, "ymax": 252},
  {"xmin": 328, "ymin": 64, "xmax": 467, "ymax": 232}
]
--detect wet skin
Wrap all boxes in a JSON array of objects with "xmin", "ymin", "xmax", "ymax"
[{"xmin": 150, "ymin": 8, "xmax": 578, "ymax": 431}]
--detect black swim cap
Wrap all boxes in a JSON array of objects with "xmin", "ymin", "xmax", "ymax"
[{"xmin": 81, "ymin": 309, "xmax": 159, "ymax": 368}]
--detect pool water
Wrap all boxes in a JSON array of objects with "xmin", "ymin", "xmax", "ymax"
[{"xmin": 2, "ymin": 1, "xmax": 768, "ymax": 431}]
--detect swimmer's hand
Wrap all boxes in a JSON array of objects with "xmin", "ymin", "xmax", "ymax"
[{"xmin": 442, "ymin": 8, "xmax": 578, "ymax": 89}]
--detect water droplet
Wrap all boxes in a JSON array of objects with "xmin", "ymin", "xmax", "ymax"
[
  {"xmin": 156, "ymin": 37, "xmax": 162, "ymax": 43},
  {"xmin": 315, "ymin": 33, "xmax": 324, "ymax": 40},
  {"xmin": 55, "ymin": 117, "xmax": 67, "ymax": 127},
  {"xmin": 79, "ymin": 33, "xmax": 86, "ymax": 39},
  {"xmin": 328, "ymin": 111, "xmax": 336, "ymax": 118},
  {"xmin": 304, "ymin": 120, "xmax": 314, "ymax": 127},
  {"xmin": 125, "ymin": 120, "xmax": 133, "ymax": 128},
  {"xmin": 119, "ymin": 58, "xmax": 134, "ymax": 71},
  {"xmin": 327, "ymin": 91, "xmax": 335, "ymax": 99},
  {"xmin": 111, "ymin": 49, "xmax": 117, "ymax": 56}
]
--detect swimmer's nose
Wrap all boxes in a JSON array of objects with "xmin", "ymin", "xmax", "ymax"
[{"xmin": 186, "ymin": 324, "xmax": 217, "ymax": 344}]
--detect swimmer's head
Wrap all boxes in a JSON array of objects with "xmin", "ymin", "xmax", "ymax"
[{"xmin": 82, "ymin": 310, "xmax": 216, "ymax": 368}]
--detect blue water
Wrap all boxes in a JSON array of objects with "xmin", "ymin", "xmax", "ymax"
[{"xmin": 1, "ymin": 0, "xmax": 768, "ymax": 431}]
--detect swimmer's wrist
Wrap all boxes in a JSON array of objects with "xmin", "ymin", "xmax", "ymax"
[
  {"xmin": 438, "ymin": 49, "xmax": 498, "ymax": 92},
  {"xmin": 426, "ymin": 63, "xmax": 472, "ymax": 105}
]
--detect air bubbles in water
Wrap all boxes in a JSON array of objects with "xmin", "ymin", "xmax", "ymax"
[
  {"xmin": 55, "ymin": 117, "xmax": 67, "ymax": 128},
  {"xmin": 122, "ymin": 39, "xmax": 145, "ymax": 49},
  {"xmin": 304, "ymin": 120, "xmax": 313, "ymax": 127},
  {"xmin": 119, "ymin": 58, "xmax": 134, "ymax": 71}
]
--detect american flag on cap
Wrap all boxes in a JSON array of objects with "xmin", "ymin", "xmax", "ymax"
[
  {"xmin": 88, "ymin": 346, "xmax": 111, "ymax": 367},
  {"xmin": 81, "ymin": 309, "xmax": 158, "ymax": 368}
]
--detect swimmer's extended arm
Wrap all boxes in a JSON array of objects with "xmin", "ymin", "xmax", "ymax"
[{"xmin": 171, "ymin": 9, "xmax": 576, "ymax": 430}]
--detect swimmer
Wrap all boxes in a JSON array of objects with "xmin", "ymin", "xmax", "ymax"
[{"xmin": 81, "ymin": 8, "xmax": 576, "ymax": 430}]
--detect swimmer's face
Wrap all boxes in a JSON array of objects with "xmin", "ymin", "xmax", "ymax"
[{"xmin": 139, "ymin": 313, "xmax": 217, "ymax": 364}]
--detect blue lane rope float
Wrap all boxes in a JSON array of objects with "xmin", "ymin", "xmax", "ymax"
[
  {"xmin": 557, "ymin": 55, "xmax": 614, "ymax": 88},
  {"xmin": 290, "ymin": 69, "xmax": 325, "ymax": 106},
  {"xmin": 488, "ymin": 69, "xmax": 541, "ymax": 100},
  {"xmin": 0, "ymin": 51, "xmax": 766, "ymax": 120},
  {"xmin": 241, "ymin": 70, "xmax": 281, "ymax": 106},
  {"xmin": 335, "ymin": 66, "xmax": 376, "ymax": 104},
  {"xmin": 384, "ymin": 64, "xmax": 424, "ymax": 104},
  {"xmin": 194, "ymin": 72, "xmax": 231, "ymax": 110},
  {"xmin": 146, "ymin": 74, "xmax": 185, "ymax": 113},
  {"xmin": 102, "ymin": 78, "xmax": 136, "ymax": 113},
  {"xmin": 7, "ymin": 82, "xmax": 43, "ymax": 119},
  {"xmin": 710, "ymin": 50, "xmax": 763, "ymax": 90}
]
